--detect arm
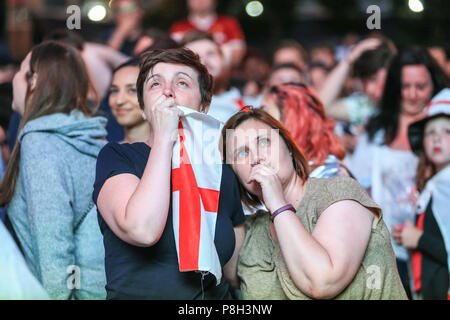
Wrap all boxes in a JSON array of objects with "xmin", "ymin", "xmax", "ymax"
[
  {"xmin": 106, "ymin": 14, "xmax": 141, "ymax": 52},
  {"xmin": 223, "ymin": 224, "xmax": 246, "ymax": 289},
  {"xmin": 274, "ymin": 200, "xmax": 373, "ymax": 299},
  {"xmin": 97, "ymin": 95, "xmax": 183, "ymax": 247},
  {"xmin": 20, "ymin": 134, "xmax": 76, "ymax": 300},
  {"xmin": 393, "ymin": 220, "xmax": 448, "ymax": 265},
  {"xmin": 318, "ymin": 38, "xmax": 382, "ymax": 109},
  {"xmin": 84, "ymin": 42, "xmax": 130, "ymax": 69},
  {"xmin": 248, "ymin": 164, "xmax": 373, "ymax": 299}
]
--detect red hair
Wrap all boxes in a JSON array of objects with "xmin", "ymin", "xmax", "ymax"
[{"xmin": 266, "ymin": 83, "xmax": 345, "ymax": 167}]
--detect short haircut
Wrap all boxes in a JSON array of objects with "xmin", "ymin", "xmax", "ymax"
[{"xmin": 136, "ymin": 47, "xmax": 213, "ymax": 112}]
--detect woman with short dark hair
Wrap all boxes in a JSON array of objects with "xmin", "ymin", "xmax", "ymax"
[{"xmin": 94, "ymin": 47, "xmax": 245, "ymax": 299}]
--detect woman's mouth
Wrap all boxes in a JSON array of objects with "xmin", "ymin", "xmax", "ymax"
[{"xmin": 433, "ymin": 147, "xmax": 442, "ymax": 154}]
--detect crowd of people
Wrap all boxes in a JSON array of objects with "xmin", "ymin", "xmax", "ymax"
[{"xmin": 0, "ymin": 0, "xmax": 449, "ymax": 300}]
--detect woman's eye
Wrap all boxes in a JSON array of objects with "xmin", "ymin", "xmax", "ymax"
[
  {"xmin": 150, "ymin": 82, "xmax": 160, "ymax": 88},
  {"xmin": 178, "ymin": 80, "xmax": 188, "ymax": 86},
  {"xmin": 237, "ymin": 150, "xmax": 248, "ymax": 158},
  {"xmin": 128, "ymin": 88, "xmax": 137, "ymax": 94},
  {"xmin": 109, "ymin": 89, "xmax": 118, "ymax": 95},
  {"xmin": 259, "ymin": 138, "xmax": 270, "ymax": 146}
]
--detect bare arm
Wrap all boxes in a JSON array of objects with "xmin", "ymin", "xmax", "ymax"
[
  {"xmin": 274, "ymin": 200, "xmax": 373, "ymax": 299},
  {"xmin": 248, "ymin": 164, "xmax": 374, "ymax": 299},
  {"xmin": 97, "ymin": 95, "xmax": 183, "ymax": 247},
  {"xmin": 223, "ymin": 224, "xmax": 246, "ymax": 289},
  {"xmin": 318, "ymin": 38, "xmax": 382, "ymax": 110}
]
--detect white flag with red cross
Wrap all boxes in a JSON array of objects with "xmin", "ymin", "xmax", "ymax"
[{"xmin": 171, "ymin": 106, "xmax": 223, "ymax": 285}]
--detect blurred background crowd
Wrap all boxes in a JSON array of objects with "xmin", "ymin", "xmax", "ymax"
[{"xmin": 0, "ymin": 0, "xmax": 450, "ymax": 300}]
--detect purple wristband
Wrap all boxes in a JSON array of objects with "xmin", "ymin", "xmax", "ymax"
[{"xmin": 270, "ymin": 204, "xmax": 296, "ymax": 221}]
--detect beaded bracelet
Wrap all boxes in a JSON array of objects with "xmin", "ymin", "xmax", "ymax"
[{"xmin": 270, "ymin": 204, "xmax": 296, "ymax": 221}]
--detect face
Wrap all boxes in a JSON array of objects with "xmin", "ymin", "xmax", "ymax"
[
  {"xmin": 143, "ymin": 62, "xmax": 203, "ymax": 112},
  {"xmin": 267, "ymin": 68, "xmax": 303, "ymax": 88},
  {"xmin": 12, "ymin": 52, "xmax": 32, "ymax": 116},
  {"xmin": 361, "ymin": 68, "xmax": 387, "ymax": 103},
  {"xmin": 114, "ymin": 0, "xmax": 142, "ymax": 23},
  {"xmin": 261, "ymin": 93, "xmax": 281, "ymax": 121},
  {"xmin": 424, "ymin": 116, "xmax": 450, "ymax": 172},
  {"xmin": 308, "ymin": 67, "xmax": 328, "ymax": 92},
  {"xmin": 109, "ymin": 66, "xmax": 144, "ymax": 128},
  {"xmin": 188, "ymin": 0, "xmax": 215, "ymax": 14},
  {"xmin": 226, "ymin": 119, "xmax": 294, "ymax": 198},
  {"xmin": 185, "ymin": 39, "xmax": 225, "ymax": 79},
  {"xmin": 310, "ymin": 48, "xmax": 336, "ymax": 69},
  {"xmin": 401, "ymin": 65, "xmax": 434, "ymax": 117},
  {"xmin": 273, "ymin": 48, "xmax": 306, "ymax": 71}
]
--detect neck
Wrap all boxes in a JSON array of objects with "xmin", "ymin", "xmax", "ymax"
[
  {"xmin": 282, "ymin": 174, "xmax": 306, "ymax": 209},
  {"xmin": 123, "ymin": 121, "xmax": 151, "ymax": 144}
]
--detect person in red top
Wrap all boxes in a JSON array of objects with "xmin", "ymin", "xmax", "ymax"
[{"xmin": 170, "ymin": 0, "xmax": 246, "ymax": 68}]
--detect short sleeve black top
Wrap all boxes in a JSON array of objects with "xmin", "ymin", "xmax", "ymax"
[{"xmin": 92, "ymin": 142, "xmax": 245, "ymax": 300}]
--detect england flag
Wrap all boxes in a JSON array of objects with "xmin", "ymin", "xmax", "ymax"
[{"xmin": 171, "ymin": 106, "xmax": 223, "ymax": 285}]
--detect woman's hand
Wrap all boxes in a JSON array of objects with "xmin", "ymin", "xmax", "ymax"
[
  {"xmin": 247, "ymin": 162, "xmax": 287, "ymax": 212},
  {"xmin": 393, "ymin": 220, "xmax": 423, "ymax": 250},
  {"xmin": 144, "ymin": 94, "xmax": 184, "ymax": 144}
]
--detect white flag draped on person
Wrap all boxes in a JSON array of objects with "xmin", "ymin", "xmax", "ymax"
[{"xmin": 171, "ymin": 106, "xmax": 223, "ymax": 285}]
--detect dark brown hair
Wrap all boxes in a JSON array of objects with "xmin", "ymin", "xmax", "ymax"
[
  {"xmin": 221, "ymin": 107, "xmax": 310, "ymax": 210},
  {"xmin": 136, "ymin": 47, "xmax": 213, "ymax": 112},
  {"xmin": 0, "ymin": 40, "xmax": 95, "ymax": 206},
  {"xmin": 416, "ymin": 152, "xmax": 437, "ymax": 192}
]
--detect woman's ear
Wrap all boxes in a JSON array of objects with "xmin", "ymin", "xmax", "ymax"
[{"xmin": 29, "ymin": 73, "xmax": 38, "ymax": 93}]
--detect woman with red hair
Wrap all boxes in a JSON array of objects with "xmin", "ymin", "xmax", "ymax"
[{"xmin": 261, "ymin": 83, "xmax": 350, "ymax": 178}]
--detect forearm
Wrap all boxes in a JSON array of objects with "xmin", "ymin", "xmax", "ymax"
[
  {"xmin": 107, "ymin": 28, "xmax": 128, "ymax": 52},
  {"xmin": 318, "ymin": 59, "xmax": 351, "ymax": 106},
  {"xmin": 273, "ymin": 212, "xmax": 338, "ymax": 298},
  {"xmin": 122, "ymin": 140, "xmax": 174, "ymax": 245}
]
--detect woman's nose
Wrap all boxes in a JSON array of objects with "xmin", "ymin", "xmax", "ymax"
[{"xmin": 163, "ymin": 87, "xmax": 174, "ymax": 98}]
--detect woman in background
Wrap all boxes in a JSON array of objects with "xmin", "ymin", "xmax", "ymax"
[
  {"xmin": 109, "ymin": 58, "xmax": 150, "ymax": 143},
  {"xmin": 0, "ymin": 41, "xmax": 107, "ymax": 299},
  {"xmin": 348, "ymin": 47, "xmax": 448, "ymax": 298}
]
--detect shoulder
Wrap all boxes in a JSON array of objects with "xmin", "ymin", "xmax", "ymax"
[
  {"xmin": 20, "ymin": 132, "xmax": 66, "ymax": 163},
  {"xmin": 98, "ymin": 141, "xmax": 149, "ymax": 163},
  {"xmin": 306, "ymin": 177, "xmax": 381, "ymax": 218}
]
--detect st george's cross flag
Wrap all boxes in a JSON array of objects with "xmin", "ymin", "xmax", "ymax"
[{"xmin": 171, "ymin": 106, "xmax": 223, "ymax": 285}]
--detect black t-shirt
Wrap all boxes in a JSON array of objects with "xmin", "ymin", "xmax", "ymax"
[{"xmin": 92, "ymin": 142, "xmax": 245, "ymax": 300}]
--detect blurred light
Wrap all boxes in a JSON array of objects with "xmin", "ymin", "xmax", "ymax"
[
  {"xmin": 246, "ymin": 1, "xmax": 264, "ymax": 17},
  {"xmin": 408, "ymin": 0, "xmax": 424, "ymax": 13},
  {"xmin": 88, "ymin": 4, "xmax": 107, "ymax": 22}
]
